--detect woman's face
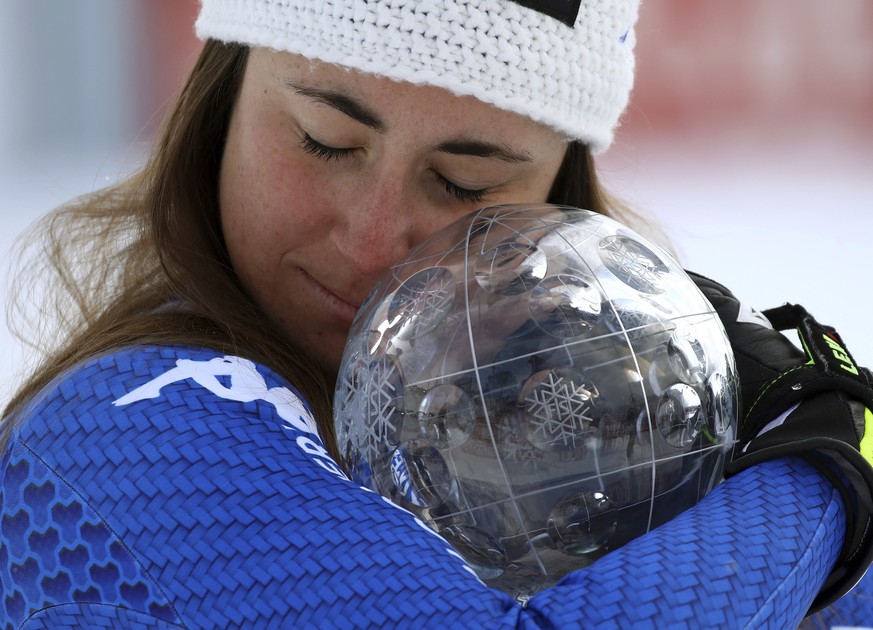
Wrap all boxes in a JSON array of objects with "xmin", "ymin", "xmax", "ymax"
[{"xmin": 220, "ymin": 48, "xmax": 567, "ymax": 372}]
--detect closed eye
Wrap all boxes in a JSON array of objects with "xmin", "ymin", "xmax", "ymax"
[
  {"xmin": 434, "ymin": 172, "xmax": 488, "ymax": 204},
  {"xmin": 302, "ymin": 131, "xmax": 489, "ymax": 203},
  {"xmin": 300, "ymin": 133, "xmax": 360, "ymax": 161}
]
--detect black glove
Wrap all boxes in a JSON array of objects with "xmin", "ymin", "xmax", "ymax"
[{"xmin": 689, "ymin": 271, "xmax": 873, "ymax": 613}]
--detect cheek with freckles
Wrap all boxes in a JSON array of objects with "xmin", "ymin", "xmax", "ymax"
[{"xmin": 220, "ymin": 120, "xmax": 335, "ymax": 298}]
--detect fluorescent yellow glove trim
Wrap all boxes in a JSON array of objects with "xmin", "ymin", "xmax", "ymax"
[{"xmin": 861, "ymin": 408, "xmax": 873, "ymax": 467}]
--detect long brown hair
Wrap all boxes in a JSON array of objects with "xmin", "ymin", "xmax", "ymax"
[{"xmin": 2, "ymin": 41, "xmax": 640, "ymax": 458}]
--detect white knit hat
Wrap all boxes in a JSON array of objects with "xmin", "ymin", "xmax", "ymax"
[{"xmin": 195, "ymin": 0, "xmax": 640, "ymax": 153}]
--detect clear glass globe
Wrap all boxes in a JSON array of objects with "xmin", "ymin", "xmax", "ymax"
[{"xmin": 334, "ymin": 204, "xmax": 738, "ymax": 601}]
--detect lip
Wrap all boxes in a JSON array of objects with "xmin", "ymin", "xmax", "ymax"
[{"xmin": 297, "ymin": 267, "xmax": 360, "ymax": 322}]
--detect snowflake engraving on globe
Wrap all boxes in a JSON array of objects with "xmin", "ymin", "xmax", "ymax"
[{"xmin": 333, "ymin": 204, "xmax": 738, "ymax": 601}]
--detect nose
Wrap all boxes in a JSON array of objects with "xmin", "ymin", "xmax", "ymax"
[{"xmin": 330, "ymin": 176, "xmax": 423, "ymax": 278}]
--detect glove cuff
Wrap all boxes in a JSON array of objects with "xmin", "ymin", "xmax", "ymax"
[{"xmin": 727, "ymin": 392, "xmax": 873, "ymax": 611}]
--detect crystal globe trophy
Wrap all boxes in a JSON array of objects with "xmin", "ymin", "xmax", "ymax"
[{"xmin": 333, "ymin": 204, "xmax": 738, "ymax": 600}]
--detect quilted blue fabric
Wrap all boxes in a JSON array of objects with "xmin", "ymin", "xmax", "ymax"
[{"xmin": 0, "ymin": 345, "xmax": 868, "ymax": 628}]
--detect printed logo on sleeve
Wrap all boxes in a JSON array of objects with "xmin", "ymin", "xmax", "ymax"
[
  {"xmin": 113, "ymin": 354, "xmax": 350, "ymax": 477},
  {"xmin": 113, "ymin": 355, "xmax": 319, "ymax": 436}
]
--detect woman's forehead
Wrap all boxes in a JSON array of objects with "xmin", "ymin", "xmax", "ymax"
[{"xmin": 247, "ymin": 48, "xmax": 568, "ymax": 147}]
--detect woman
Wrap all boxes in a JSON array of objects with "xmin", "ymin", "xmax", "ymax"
[{"xmin": 1, "ymin": 1, "xmax": 869, "ymax": 626}]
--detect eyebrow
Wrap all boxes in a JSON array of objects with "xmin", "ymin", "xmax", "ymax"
[
  {"xmin": 434, "ymin": 140, "xmax": 533, "ymax": 164},
  {"xmin": 289, "ymin": 83, "xmax": 386, "ymax": 132},
  {"xmin": 289, "ymin": 83, "xmax": 533, "ymax": 164}
]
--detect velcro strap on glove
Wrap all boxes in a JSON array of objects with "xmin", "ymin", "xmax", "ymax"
[{"xmin": 743, "ymin": 303, "xmax": 873, "ymax": 438}]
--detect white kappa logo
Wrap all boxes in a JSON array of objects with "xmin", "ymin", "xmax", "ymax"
[{"xmin": 113, "ymin": 355, "xmax": 320, "ymax": 437}]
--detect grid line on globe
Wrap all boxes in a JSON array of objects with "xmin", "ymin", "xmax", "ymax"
[{"xmin": 334, "ymin": 204, "xmax": 738, "ymax": 601}]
